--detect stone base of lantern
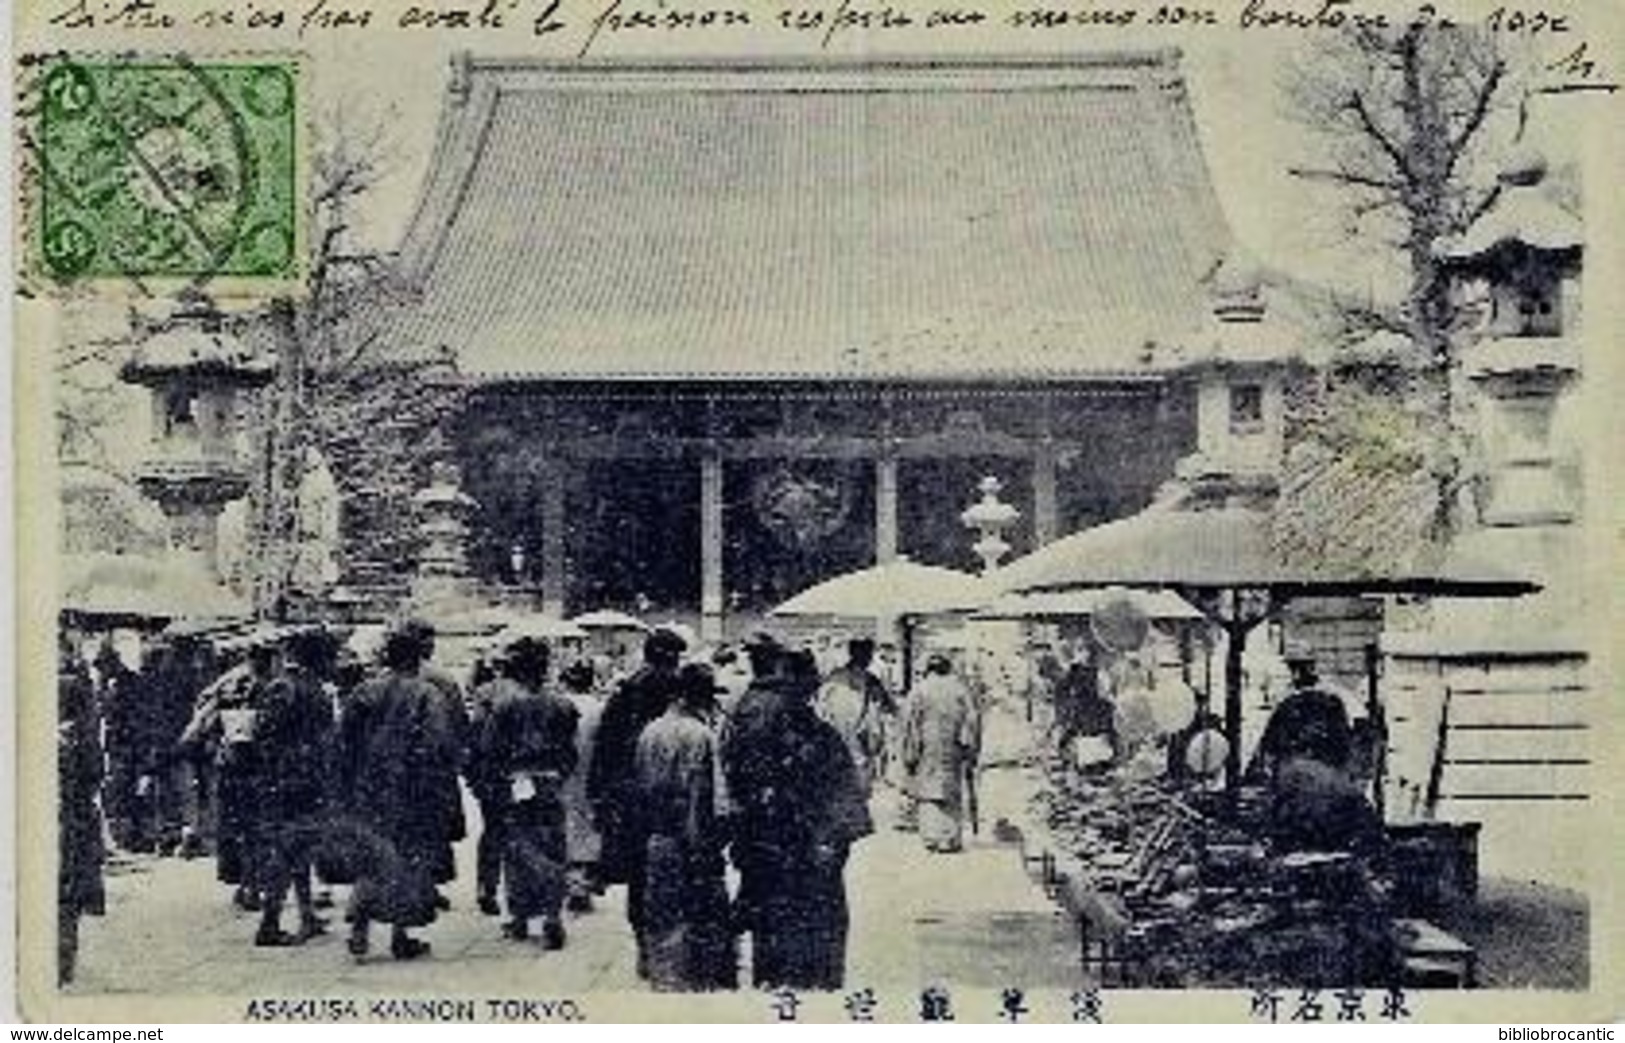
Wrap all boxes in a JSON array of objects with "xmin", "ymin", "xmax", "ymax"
[{"xmin": 1381, "ymin": 522, "xmax": 1590, "ymax": 893}]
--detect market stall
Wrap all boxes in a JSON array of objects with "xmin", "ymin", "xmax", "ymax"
[
  {"xmin": 982, "ymin": 480, "xmax": 1538, "ymax": 989},
  {"xmin": 1006, "ymin": 754, "xmax": 1485, "ymax": 989}
]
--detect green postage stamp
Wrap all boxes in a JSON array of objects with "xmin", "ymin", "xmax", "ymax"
[{"xmin": 30, "ymin": 57, "xmax": 299, "ymax": 284}]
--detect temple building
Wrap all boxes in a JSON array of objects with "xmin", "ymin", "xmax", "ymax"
[{"xmin": 379, "ymin": 52, "xmax": 1249, "ymax": 637}]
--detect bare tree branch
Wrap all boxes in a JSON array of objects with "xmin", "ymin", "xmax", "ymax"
[
  {"xmin": 1347, "ymin": 89, "xmax": 1413, "ymax": 181},
  {"xmin": 1288, "ymin": 165, "xmax": 1405, "ymax": 193},
  {"xmin": 1448, "ymin": 59, "xmax": 1507, "ymax": 170}
]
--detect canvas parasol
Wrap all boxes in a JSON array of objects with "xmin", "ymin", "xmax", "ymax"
[
  {"xmin": 971, "ymin": 586, "xmax": 1204, "ymax": 624},
  {"xmin": 502, "ymin": 617, "xmax": 589, "ymax": 642},
  {"xmin": 62, "ymin": 552, "xmax": 250, "ymax": 628},
  {"xmin": 570, "ymin": 609, "xmax": 651, "ymax": 632},
  {"xmin": 471, "ymin": 615, "xmax": 591, "ymax": 656},
  {"xmin": 988, "ymin": 493, "xmax": 1539, "ymax": 788},
  {"xmin": 770, "ymin": 556, "xmax": 986, "ymax": 620},
  {"xmin": 771, "ymin": 557, "xmax": 987, "ymax": 692}
]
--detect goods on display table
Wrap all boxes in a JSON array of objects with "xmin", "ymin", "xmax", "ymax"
[{"xmin": 1012, "ymin": 758, "xmax": 1478, "ymax": 989}]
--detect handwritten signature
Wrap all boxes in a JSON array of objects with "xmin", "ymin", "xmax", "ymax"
[{"xmin": 1540, "ymin": 42, "xmax": 1621, "ymax": 95}]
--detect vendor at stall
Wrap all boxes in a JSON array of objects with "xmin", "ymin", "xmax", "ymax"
[
  {"xmin": 1053, "ymin": 642, "xmax": 1117, "ymax": 773},
  {"xmin": 1249, "ymin": 654, "xmax": 1384, "ymax": 859},
  {"xmin": 1247, "ymin": 652, "xmax": 1352, "ymax": 782}
]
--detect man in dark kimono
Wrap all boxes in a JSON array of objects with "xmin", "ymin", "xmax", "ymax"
[
  {"xmin": 467, "ymin": 654, "xmax": 509, "ymax": 917},
  {"xmin": 339, "ymin": 623, "xmax": 463, "ymax": 960},
  {"xmin": 216, "ymin": 640, "xmax": 279, "ymax": 911},
  {"xmin": 471, "ymin": 637, "xmax": 579, "ymax": 948},
  {"xmin": 632, "ymin": 663, "xmax": 736, "ymax": 991},
  {"xmin": 400, "ymin": 619, "xmax": 469, "ymax": 904},
  {"xmin": 95, "ymin": 640, "xmax": 147, "ymax": 852},
  {"xmin": 1053, "ymin": 645, "xmax": 1117, "ymax": 772},
  {"xmin": 58, "ymin": 632, "xmax": 105, "ymax": 985},
  {"xmin": 1249, "ymin": 654, "xmax": 1354, "ymax": 782},
  {"xmin": 253, "ymin": 628, "xmax": 337, "ymax": 946},
  {"xmin": 723, "ymin": 648, "xmax": 873, "ymax": 990},
  {"xmin": 588, "ymin": 628, "xmax": 686, "ymax": 971},
  {"xmin": 140, "ymin": 637, "xmax": 206, "ymax": 857}
]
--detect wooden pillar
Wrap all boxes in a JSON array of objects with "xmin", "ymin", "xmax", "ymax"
[
  {"xmin": 875, "ymin": 454, "xmax": 899, "ymax": 564},
  {"xmin": 1223, "ymin": 620, "xmax": 1247, "ymax": 790},
  {"xmin": 875, "ymin": 390, "xmax": 899, "ymax": 564},
  {"xmin": 700, "ymin": 448, "xmax": 724, "ymax": 642},
  {"xmin": 539, "ymin": 455, "xmax": 567, "ymax": 619},
  {"xmin": 1033, "ymin": 444, "xmax": 1058, "ymax": 547},
  {"xmin": 1033, "ymin": 393, "xmax": 1058, "ymax": 546}
]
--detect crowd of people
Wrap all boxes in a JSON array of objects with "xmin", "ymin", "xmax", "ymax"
[
  {"xmin": 58, "ymin": 616, "xmax": 1003, "ymax": 992},
  {"xmin": 56, "ymin": 606, "xmax": 1386, "ymax": 990}
]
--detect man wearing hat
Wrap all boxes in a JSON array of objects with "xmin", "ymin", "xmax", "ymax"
[
  {"xmin": 338, "ymin": 621, "xmax": 463, "ymax": 960},
  {"xmin": 398, "ymin": 619, "xmax": 470, "ymax": 904},
  {"xmin": 630, "ymin": 662, "xmax": 736, "ymax": 990},
  {"xmin": 1247, "ymin": 648, "xmax": 1385, "ymax": 858},
  {"xmin": 1248, "ymin": 650, "xmax": 1354, "ymax": 782},
  {"xmin": 471, "ymin": 637, "xmax": 579, "ymax": 948},
  {"xmin": 722, "ymin": 647, "xmax": 873, "ymax": 990},
  {"xmin": 901, "ymin": 653, "xmax": 981, "ymax": 854},
  {"xmin": 588, "ymin": 626, "xmax": 687, "ymax": 971},
  {"xmin": 815, "ymin": 637, "xmax": 897, "ymax": 795},
  {"xmin": 253, "ymin": 628, "xmax": 337, "ymax": 946}
]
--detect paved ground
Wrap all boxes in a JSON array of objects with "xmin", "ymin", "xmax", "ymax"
[
  {"xmin": 67, "ymin": 754, "xmax": 1586, "ymax": 999},
  {"xmin": 1436, "ymin": 880, "xmax": 1589, "ymax": 991},
  {"xmin": 68, "ymin": 770, "xmax": 1075, "ymax": 998}
]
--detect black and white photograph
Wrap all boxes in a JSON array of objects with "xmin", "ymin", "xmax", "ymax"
[{"xmin": 11, "ymin": 0, "xmax": 1621, "ymax": 1023}]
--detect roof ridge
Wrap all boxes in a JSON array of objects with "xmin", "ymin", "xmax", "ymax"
[{"xmin": 456, "ymin": 48, "xmax": 1187, "ymax": 77}]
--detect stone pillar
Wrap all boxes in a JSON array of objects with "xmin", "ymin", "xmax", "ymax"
[
  {"xmin": 153, "ymin": 493, "xmax": 224, "ymax": 576},
  {"xmin": 875, "ymin": 454, "xmax": 899, "ymax": 563},
  {"xmin": 1474, "ymin": 362, "xmax": 1577, "ymax": 527},
  {"xmin": 539, "ymin": 456, "xmax": 567, "ymax": 619},
  {"xmin": 700, "ymin": 449, "xmax": 725, "ymax": 642}
]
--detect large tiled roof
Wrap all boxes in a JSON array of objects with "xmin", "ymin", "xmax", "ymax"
[{"xmin": 390, "ymin": 54, "xmax": 1231, "ymax": 381}]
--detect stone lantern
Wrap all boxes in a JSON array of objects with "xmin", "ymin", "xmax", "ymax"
[
  {"xmin": 961, "ymin": 475, "xmax": 1020, "ymax": 574},
  {"xmin": 1162, "ymin": 249, "xmax": 1304, "ymax": 502},
  {"xmin": 120, "ymin": 296, "xmax": 272, "ymax": 614},
  {"xmin": 1381, "ymin": 149, "xmax": 1589, "ymax": 888},
  {"xmin": 410, "ymin": 459, "xmax": 479, "ymax": 613},
  {"xmin": 1419, "ymin": 147, "xmax": 1585, "ymax": 653},
  {"xmin": 1443, "ymin": 150, "xmax": 1583, "ymax": 531}
]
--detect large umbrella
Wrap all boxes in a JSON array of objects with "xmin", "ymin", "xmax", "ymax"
[
  {"xmin": 499, "ymin": 617, "xmax": 589, "ymax": 643},
  {"xmin": 991, "ymin": 500, "xmax": 1536, "ymax": 599},
  {"xmin": 469, "ymin": 616, "xmax": 591, "ymax": 659},
  {"xmin": 988, "ymin": 497, "xmax": 1539, "ymax": 788},
  {"xmin": 972, "ymin": 586, "xmax": 1204, "ymax": 623},
  {"xmin": 570, "ymin": 609, "xmax": 650, "ymax": 632},
  {"xmin": 771, "ymin": 557, "xmax": 986, "ymax": 619},
  {"xmin": 772, "ymin": 557, "xmax": 987, "ymax": 693},
  {"xmin": 62, "ymin": 552, "xmax": 250, "ymax": 628}
]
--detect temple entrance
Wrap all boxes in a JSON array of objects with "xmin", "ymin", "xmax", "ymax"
[
  {"xmin": 450, "ymin": 381, "xmax": 1195, "ymax": 627},
  {"xmin": 899, "ymin": 456, "xmax": 1034, "ymax": 570},
  {"xmin": 571, "ymin": 457, "xmax": 700, "ymax": 616},
  {"xmin": 724, "ymin": 458, "xmax": 875, "ymax": 614}
]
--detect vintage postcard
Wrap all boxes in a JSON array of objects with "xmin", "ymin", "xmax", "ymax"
[{"xmin": 11, "ymin": 0, "xmax": 1623, "ymax": 1024}]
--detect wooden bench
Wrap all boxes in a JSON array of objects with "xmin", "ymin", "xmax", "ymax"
[{"xmin": 1395, "ymin": 918, "xmax": 1478, "ymax": 988}]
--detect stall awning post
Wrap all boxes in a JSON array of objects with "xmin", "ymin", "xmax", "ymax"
[
  {"xmin": 900, "ymin": 617, "xmax": 918, "ymax": 696},
  {"xmin": 1365, "ymin": 641, "xmax": 1386, "ymax": 821},
  {"xmin": 1223, "ymin": 619, "xmax": 1254, "ymax": 790}
]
